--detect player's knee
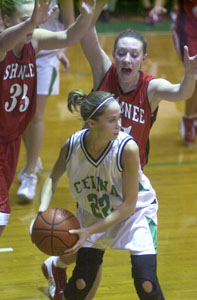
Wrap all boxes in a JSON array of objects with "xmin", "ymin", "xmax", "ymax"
[
  {"xmin": 131, "ymin": 255, "xmax": 164, "ymax": 300},
  {"xmin": 76, "ymin": 278, "xmax": 86, "ymax": 290},
  {"xmin": 134, "ymin": 278, "xmax": 159, "ymax": 300},
  {"xmin": 64, "ymin": 276, "xmax": 89, "ymax": 300},
  {"xmin": 64, "ymin": 248, "xmax": 104, "ymax": 300},
  {"xmin": 142, "ymin": 280, "xmax": 153, "ymax": 293}
]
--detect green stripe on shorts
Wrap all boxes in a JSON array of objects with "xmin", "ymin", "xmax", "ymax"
[
  {"xmin": 48, "ymin": 67, "xmax": 57, "ymax": 95},
  {"xmin": 139, "ymin": 182, "xmax": 149, "ymax": 192},
  {"xmin": 146, "ymin": 216, "xmax": 157, "ymax": 254}
]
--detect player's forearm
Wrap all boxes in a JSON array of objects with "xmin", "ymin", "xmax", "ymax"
[
  {"xmin": 178, "ymin": 73, "xmax": 195, "ymax": 100},
  {"xmin": 87, "ymin": 202, "xmax": 136, "ymax": 236},
  {"xmin": 0, "ymin": 18, "xmax": 35, "ymax": 54},
  {"xmin": 38, "ymin": 177, "xmax": 54, "ymax": 212},
  {"xmin": 89, "ymin": 0, "xmax": 108, "ymax": 27},
  {"xmin": 59, "ymin": 0, "xmax": 75, "ymax": 28},
  {"xmin": 62, "ymin": 9, "xmax": 94, "ymax": 47}
]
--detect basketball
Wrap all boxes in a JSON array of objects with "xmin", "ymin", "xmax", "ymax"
[{"xmin": 31, "ymin": 208, "xmax": 80, "ymax": 256}]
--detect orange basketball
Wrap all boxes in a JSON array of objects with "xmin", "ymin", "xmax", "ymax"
[{"xmin": 31, "ymin": 208, "xmax": 80, "ymax": 256}]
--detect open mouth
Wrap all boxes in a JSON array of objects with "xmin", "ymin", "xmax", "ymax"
[
  {"xmin": 121, "ymin": 67, "xmax": 132, "ymax": 75},
  {"xmin": 26, "ymin": 33, "xmax": 33, "ymax": 39}
]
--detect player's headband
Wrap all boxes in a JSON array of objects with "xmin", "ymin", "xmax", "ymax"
[{"xmin": 86, "ymin": 96, "xmax": 114, "ymax": 122}]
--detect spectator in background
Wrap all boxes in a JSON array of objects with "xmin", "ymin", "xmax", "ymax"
[
  {"xmin": 143, "ymin": 0, "xmax": 166, "ymax": 24},
  {"xmin": 151, "ymin": 0, "xmax": 197, "ymax": 143}
]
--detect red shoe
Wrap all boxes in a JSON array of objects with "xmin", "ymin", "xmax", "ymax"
[
  {"xmin": 42, "ymin": 257, "xmax": 67, "ymax": 300},
  {"xmin": 180, "ymin": 116, "xmax": 195, "ymax": 143}
]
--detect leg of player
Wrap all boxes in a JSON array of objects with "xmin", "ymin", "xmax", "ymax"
[
  {"xmin": 17, "ymin": 94, "xmax": 48, "ymax": 200},
  {"xmin": 85, "ymin": 265, "xmax": 102, "ymax": 300},
  {"xmin": 180, "ymin": 83, "xmax": 197, "ymax": 143},
  {"xmin": 42, "ymin": 254, "xmax": 77, "ymax": 300},
  {"xmin": 0, "ymin": 225, "xmax": 5, "ymax": 237},
  {"xmin": 131, "ymin": 254, "xmax": 165, "ymax": 300},
  {"xmin": 23, "ymin": 94, "xmax": 47, "ymax": 174},
  {"xmin": 0, "ymin": 139, "xmax": 19, "ymax": 237},
  {"xmin": 63, "ymin": 248, "xmax": 104, "ymax": 300},
  {"xmin": 193, "ymin": 94, "xmax": 197, "ymax": 132},
  {"xmin": 41, "ymin": 253, "xmax": 102, "ymax": 300}
]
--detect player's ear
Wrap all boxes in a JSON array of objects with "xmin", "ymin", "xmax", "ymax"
[
  {"xmin": 2, "ymin": 15, "xmax": 11, "ymax": 28},
  {"xmin": 87, "ymin": 119, "xmax": 96, "ymax": 128},
  {"xmin": 142, "ymin": 53, "xmax": 147, "ymax": 62}
]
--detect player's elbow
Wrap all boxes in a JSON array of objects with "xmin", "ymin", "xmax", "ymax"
[{"xmin": 122, "ymin": 201, "xmax": 136, "ymax": 218}]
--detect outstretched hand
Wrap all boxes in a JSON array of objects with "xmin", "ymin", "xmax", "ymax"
[
  {"xmin": 31, "ymin": 0, "xmax": 58, "ymax": 27},
  {"xmin": 64, "ymin": 227, "xmax": 91, "ymax": 255},
  {"xmin": 184, "ymin": 45, "xmax": 197, "ymax": 75}
]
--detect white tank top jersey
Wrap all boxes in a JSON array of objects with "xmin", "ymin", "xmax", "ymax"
[{"xmin": 65, "ymin": 129, "xmax": 157, "ymax": 219}]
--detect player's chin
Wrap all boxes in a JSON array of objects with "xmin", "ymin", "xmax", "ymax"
[
  {"xmin": 25, "ymin": 38, "xmax": 32, "ymax": 44},
  {"xmin": 112, "ymin": 133, "xmax": 119, "ymax": 139},
  {"xmin": 25, "ymin": 34, "xmax": 33, "ymax": 43}
]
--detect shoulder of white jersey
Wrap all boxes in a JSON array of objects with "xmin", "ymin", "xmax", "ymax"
[
  {"xmin": 116, "ymin": 131, "xmax": 135, "ymax": 172},
  {"xmin": 65, "ymin": 129, "xmax": 88, "ymax": 163}
]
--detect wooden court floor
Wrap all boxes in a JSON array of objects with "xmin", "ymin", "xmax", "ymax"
[{"xmin": 0, "ymin": 33, "xmax": 197, "ymax": 300}]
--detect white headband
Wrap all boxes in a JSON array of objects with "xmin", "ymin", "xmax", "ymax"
[{"xmin": 86, "ymin": 96, "xmax": 114, "ymax": 122}]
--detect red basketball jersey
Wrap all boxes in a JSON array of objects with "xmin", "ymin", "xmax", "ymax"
[
  {"xmin": 98, "ymin": 63, "xmax": 156, "ymax": 168},
  {"xmin": 0, "ymin": 43, "xmax": 37, "ymax": 142},
  {"xmin": 175, "ymin": 0, "xmax": 197, "ymax": 38}
]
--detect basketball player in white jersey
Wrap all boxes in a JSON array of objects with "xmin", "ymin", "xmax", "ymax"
[{"xmin": 32, "ymin": 89, "xmax": 165, "ymax": 300}]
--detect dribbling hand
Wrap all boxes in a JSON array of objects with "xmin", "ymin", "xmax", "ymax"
[{"xmin": 63, "ymin": 227, "xmax": 91, "ymax": 255}]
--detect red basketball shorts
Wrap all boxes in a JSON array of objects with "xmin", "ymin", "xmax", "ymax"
[{"xmin": 0, "ymin": 137, "xmax": 21, "ymax": 223}]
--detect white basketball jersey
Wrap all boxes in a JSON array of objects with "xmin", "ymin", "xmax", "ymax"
[{"xmin": 66, "ymin": 129, "xmax": 157, "ymax": 219}]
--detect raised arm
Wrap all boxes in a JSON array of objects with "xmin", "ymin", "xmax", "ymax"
[
  {"xmin": 148, "ymin": 46, "xmax": 197, "ymax": 112},
  {"xmin": 0, "ymin": 9, "xmax": 5, "ymax": 32},
  {"xmin": 33, "ymin": 0, "xmax": 96, "ymax": 53},
  {"xmin": 0, "ymin": 0, "xmax": 57, "ymax": 60},
  {"xmin": 65, "ymin": 139, "xmax": 139, "ymax": 254},
  {"xmin": 55, "ymin": 0, "xmax": 75, "ymax": 70},
  {"xmin": 59, "ymin": 0, "xmax": 75, "ymax": 28},
  {"xmin": 38, "ymin": 141, "xmax": 69, "ymax": 212},
  {"xmin": 80, "ymin": 0, "xmax": 112, "ymax": 90}
]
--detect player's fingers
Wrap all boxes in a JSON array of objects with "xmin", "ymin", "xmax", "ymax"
[
  {"xmin": 64, "ymin": 244, "xmax": 79, "ymax": 254},
  {"xmin": 59, "ymin": 57, "xmax": 70, "ymax": 70},
  {"xmin": 184, "ymin": 45, "xmax": 189, "ymax": 56},
  {"xmin": 69, "ymin": 229, "xmax": 79, "ymax": 235}
]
